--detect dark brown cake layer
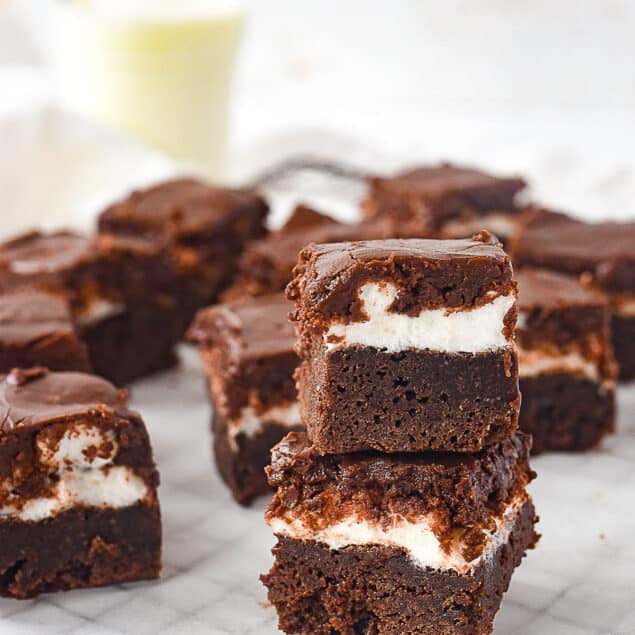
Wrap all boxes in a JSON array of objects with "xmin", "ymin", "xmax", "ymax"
[
  {"xmin": 262, "ymin": 498, "xmax": 538, "ymax": 635},
  {"xmin": 511, "ymin": 210, "xmax": 635, "ymax": 295},
  {"xmin": 80, "ymin": 308, "xmax": 180, "ymax": 387},
  {"xmin": 188, "ymin": 293, "xmax": 298, "ymax": 419},
  {"xmin": 228, "ymin": 206, "xmax": 406, "ymax": 299},
  {"xmin": 212, "ymin": 411, "xmax": 301, "ymax": 506},
  {"xmin": 297, "ymin": 345, "xmax": 519, "ymax": 454},
  {"xmin": 0, "ymin": 503, "xmax": 161, "ymax": 599},
  {"xmin": 0, "ymin": 290, "xmax": 91, "ymax": 373},
  {"xmin": 287, "ymin": 234, "xmax": 516, "ymax": 345},
  {"xmin": 267, "ymin": 431, "xmax": 533, "ymax": 542},
  {"xmin": 611, "ymin": 315, "xmax": 635, "ymax": 381},
  {"xmin": 362, "ymin": 163, "xmax": 526, "ymax": 232},
  {"xmin": 519, "ymin": 374, "xmax": 615, "ymax": 454}
]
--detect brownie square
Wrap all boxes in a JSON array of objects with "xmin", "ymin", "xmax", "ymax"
[
  {"xmin": 188, "ymin": 293, "xmax": 300, "ymax": 505},
  {"xmin": 0, "ymin": 230, "xmax": 182, "ymax": 385},
  {"xmin": 262, "ymin": 431, "xmax": 538, "ymax": 635},
  {"xmin": 98, "ymin": 177, "xmax": 269, "ymax": 318},
  {"xmin": 516, "ymin": 269, "xmax": 616, "ymax": 453},
  {"xmin": 0, "ymin": 290, "xmax": 90, "ymax": 373},
  {"xmin": 511, "ymin": 210, "xmax": 635, "ymax": 380},
  {"xmin": 0, "ymin": 368, "xmax": 161, "ymax": 598},
  {"xmin": 287, "ymin": 233, "xmax": 520, "ymax": 454},
  {"xmin": 362, "ymin": 163, "xmax": 526, "ymax": 242},
  {"xmin": 226, "ymin": 204, "xmax": 405, "ymax": 299}
]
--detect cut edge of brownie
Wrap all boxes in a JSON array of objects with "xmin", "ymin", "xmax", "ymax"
[
  {"xmin": 265, "ymin": 430, "xmax": 535, "ymax": 556},
  {"xmin": 262, "ymin": 497, "xmax": 538, "ymax": 635}
]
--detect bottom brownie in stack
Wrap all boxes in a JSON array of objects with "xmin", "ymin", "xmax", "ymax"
[
  {"xmin": 188, "ymin": 293, "xmax": 301, "ymax": 505},
  {"xmin": 262, "ymin": 431, "xmax": 538, "ymax": 635},
  {"xmin": 0, "ymin": 368, "xmax": 161, "ymax": 598}
]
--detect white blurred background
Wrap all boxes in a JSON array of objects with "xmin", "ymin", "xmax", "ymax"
[{"xmin": 0, "ymin": 0, "xmax": 634, "ymax": 235}]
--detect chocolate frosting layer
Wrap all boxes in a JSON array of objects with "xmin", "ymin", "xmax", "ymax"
[
  {"xmin": 99, "ymin": 178, "xmax": 269, "ymax": 242},
  {"xmin": 0, "ymin": 231, "xmax": 94, "ymax": 291},
  {"xmin": 511, "ymin": 210, "xmax": 635, "ymax": 293},
  {"xmin": 371, "ymin": 164, "xmax": 526, "ymax": 200},
  {"xmin": 0, "ymin": 290, "xmax": 75, "ymax": 346},
  {"xmin": 0, "ymin": 368, "xmax": 132, "ymax": 432},
  {"xmin": 287, "ymin": 233, "xmax": 516, "ymax": 329},
  {"xmin": 517, "ymin": 268, "xmax": 606, "ymax": 312},
  {"xmin": 188, "ymin": 293, "xmax": 296, "ymax": 360}
]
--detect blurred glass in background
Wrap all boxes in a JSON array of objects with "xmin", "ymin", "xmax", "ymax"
[{"xmin": 18, "ymin": 0, "xmax": 243, "ymax": 178}]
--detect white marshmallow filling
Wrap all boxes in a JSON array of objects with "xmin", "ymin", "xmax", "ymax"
[
  {"xmin": 228, "ymin": 402, "xmax": 301, "ymax": 440},
  {"xmin": 269, "ymin": 497, "xmax": 527, "ymax": 575},
  {"xmin": 0, "ymin": 423, "xmax": 149, "ymax": 522},
  {"xmin": 324, "ymin": 281, "xmax": 515, "ymax": 354}
]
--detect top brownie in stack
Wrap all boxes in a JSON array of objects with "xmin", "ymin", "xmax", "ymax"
[
  {"xmin": 98, "ymin": 178, "xmax": 269, "ymax": 322},
  {"xmin": 362, "ymin": 163, "xmax": 526, "ymax": 243},
  {"xmin": 287, "ymin": 232, "xmax": 520, "ymax": 454},
  {"xmin": 511, "ymin": 210, "xmax": 635, "ymax": 380}
]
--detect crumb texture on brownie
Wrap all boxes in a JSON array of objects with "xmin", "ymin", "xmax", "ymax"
[{"xmin": 298, "ymin": 346, "xmax": 519, "ymax": 453}]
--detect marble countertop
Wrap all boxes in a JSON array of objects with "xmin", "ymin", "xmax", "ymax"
[{"xmin": 0, "ymin": 346, "xmax": 633, "ymax": 635}]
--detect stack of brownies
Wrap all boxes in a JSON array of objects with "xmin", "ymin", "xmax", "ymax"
[{"xmin": 262, "ymin": 233, "xmax": 538, "ymax": 634}]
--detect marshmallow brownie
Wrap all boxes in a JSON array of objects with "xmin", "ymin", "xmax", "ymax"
[
  {"xmin": 262, "ymin": 431, "xmax": 538, "ymax": 635},
  {"xmin": 98, "ymin": 178, "xmax": 269, "ymax": 320},
  {"xmin": 511, "ymin": 211, "xmax": 635, "ymax": 381},
  {"xmin": 362, "ymin": 163, "xmax": 526, "ymax": 243},
  {"xmin": 516, "ymin": 269, "xmax": 616, "ymax": 453},
  {"xmin": 227, "ymin": 204, "xmax": 401, "ymax": 299},
  {"xmin": 0, "ymin": 368, "xmax": 161, "ymax": 598},
  {"xmin": 0, "ymin": 230, "xmax": 183, "ymax": 384},
  {"xmin": 188, "ymin": 293, "xmax": 300, "ymax": 505},
  {"xmin": 287, "ymin": 233, "xmax": 520, "ymax": 454},
  {"xmin": 0, "ymin": 290, "xmax": 90, "ymax": 373}
]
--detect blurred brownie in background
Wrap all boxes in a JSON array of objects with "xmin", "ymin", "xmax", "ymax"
[
  {"xmin": 0, "ymin": 230, "xmax": 181, "ymax": 384},
  {"xmin": 511, "ymin": 210, "xmax": 635, "ymax": 381},
  {"xmin": 98, "ymin": 178, "xmax": 269, "ymax": 320},
  {"xmin": 225, "ymin": 203, "xmax": 415, "ymax": 300},
  {"xmin": 0, "ymin": 289, "xmax": 90, "ymax": 373},
  {"xmin": 362, "ymin": 163, "xmax": 526, "ymax": 243},
  {"xmin": 516, "ymin": 268, "xmax": 616, "ymax": 453},
  {"xmin": 188, "ymin": 293, "xmax": 300, "ymax": 505}
]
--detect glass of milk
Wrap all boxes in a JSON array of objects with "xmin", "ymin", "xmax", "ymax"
[{"xmin": 48, "ymin": 0, "xmax": 243, "ymax": 178}]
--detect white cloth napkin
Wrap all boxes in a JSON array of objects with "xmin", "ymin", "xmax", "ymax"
[{"xmin": 0, "ymin": 104, "xmax": 182, "ymax": 240}]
